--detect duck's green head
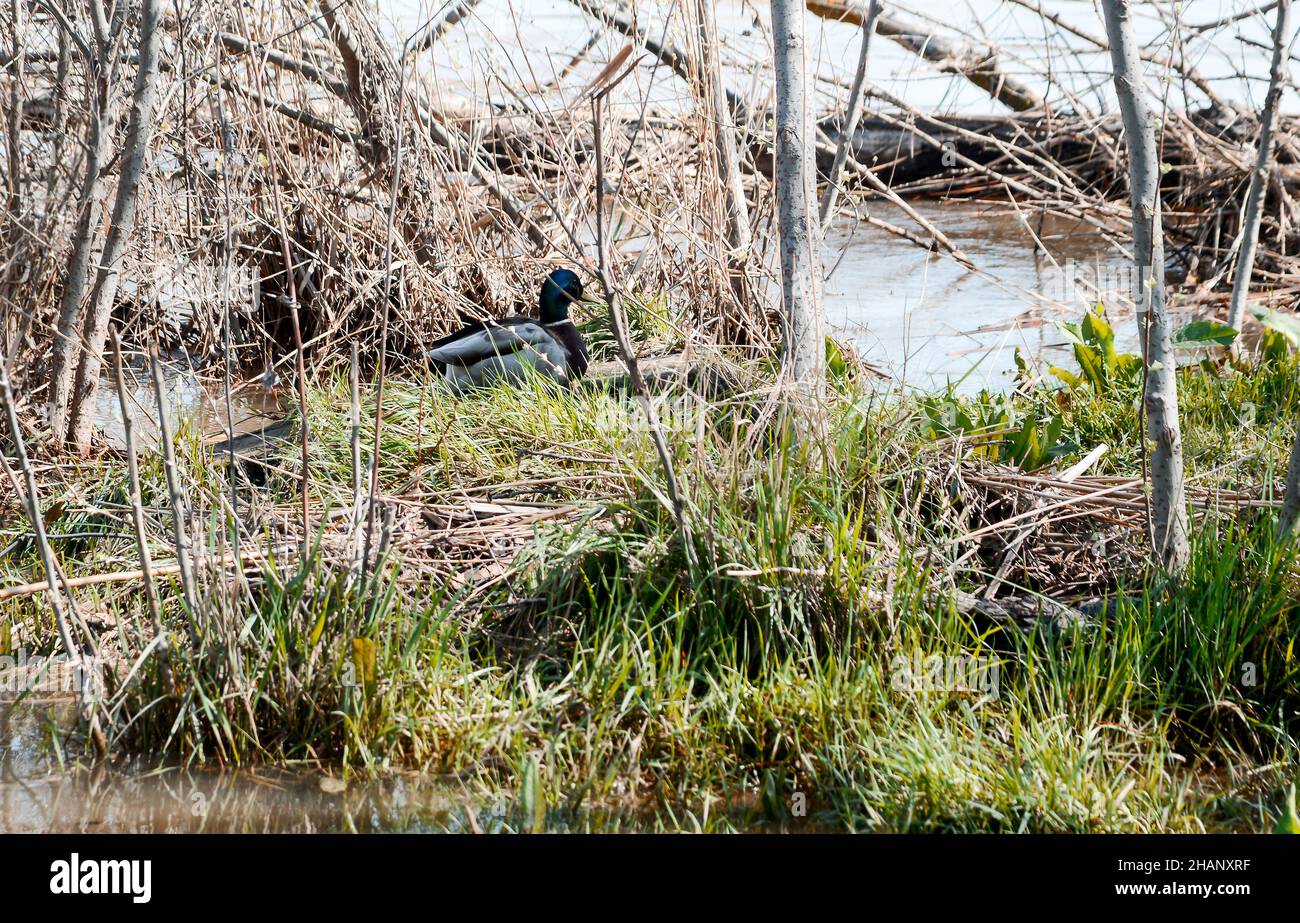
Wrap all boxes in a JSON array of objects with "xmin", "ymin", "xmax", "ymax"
[{"xmin": 539, "ymin": 268, "xmax": 586, "ymax": 324}]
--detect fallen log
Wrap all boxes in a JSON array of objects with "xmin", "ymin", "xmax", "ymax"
[{"xmin": 806, "ymin": 1, "xmax": 1047, "ymax": 112}]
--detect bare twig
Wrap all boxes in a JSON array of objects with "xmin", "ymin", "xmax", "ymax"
[
  {"xmin": 592, "ymin": 90, "xmax": 699, "ymax": 577},
  {"xmin": 110, "ymin": 328, "xmax": 171, "ymax": 691},
  {"xmin": 820, "ymin": 0, "xmax": 881, "ymax": 222},
  {"xmin": 150, "ymin": 350, "xmax": 201, "ymax": 631},
  {"xmin": 1227, "ymin": 0, "xmax": 1294, "ymax": 336}
]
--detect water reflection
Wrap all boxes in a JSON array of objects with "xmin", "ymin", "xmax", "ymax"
[
  {"xmin": 0, "ymin": 698, "xmax": 792, "ymax": 833},
  {"xmin": 824, "ymin": 202, "xmax": 1141, "ymax": 393},
  {"xmin": 92, "ymin": 358, "xmax": 280, "ymax": 451},
  {"xmin": 0, "ymin": 698, "xmax": 476, "ymax": 833}
]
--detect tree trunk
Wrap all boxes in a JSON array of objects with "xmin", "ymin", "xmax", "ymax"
[
  {"xmin": 66, "ymin": 0, "xmax": 166, "ymax": 451},
  {"xmin": 2, "ymin": 0, "xmax": 26, "ymax": 362},
  {"xmin": 771, "ymin": 0, "xmax": 826, "ymax": 411},
  {"xmin": 1278, "ymin": 420, "xmax": 1300, "ymax": 538},
  {"xmin": 46, "ymin": 10, "xmax": 121, "ymax": 440},
  {"xmin": 1226, "ymin": 0, "xmax": 1293, "ymax": 336},
  {"xmin": 1102, "ymin": 0, "xmax": 1190, "ymax": 573},
  {"xmin": 819, "ymin": 0, "xmax": 881, "ymax": 222},
  {"xmin": 695, "ymin": 0, "xmax": 751, "ymax": 259}
]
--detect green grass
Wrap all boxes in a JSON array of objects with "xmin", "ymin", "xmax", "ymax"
[{"xmin": 2, "ymin": 336, "xmax": 1298, "ymax": 832}]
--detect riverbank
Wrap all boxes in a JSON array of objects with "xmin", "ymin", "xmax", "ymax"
[{"xmin": 4, "ymin": 309, "xmax": 1299, "ymax": 832}]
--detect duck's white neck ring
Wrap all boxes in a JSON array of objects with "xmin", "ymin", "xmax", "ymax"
[{"xmin": 543, "ymin": 319, "xmax": 574, "ymax": 328}]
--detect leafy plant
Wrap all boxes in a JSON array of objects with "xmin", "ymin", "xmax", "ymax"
[
  {"xmin": 1254, "ymin": 306, "xmax": 1300, "ymax": 349},
  {"xmin": 1006, "ymin": 411, "xmax": 1068, "ymax": 471},
  {"xmin": 918, "ymin": 386, "xmax": 1072, "ymax": 471},
  {"xmin": 1173, "ymin": 319, "xmax": 1237, "ymax": 349},
  {"xmin": 1051, "ymin": 303, "xmax": 1140, "ymax": 395}
]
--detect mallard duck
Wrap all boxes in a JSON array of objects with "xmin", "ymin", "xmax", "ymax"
[{"xmin": 425, "ymin": 268, "xmax": 592, "ymax": 391}]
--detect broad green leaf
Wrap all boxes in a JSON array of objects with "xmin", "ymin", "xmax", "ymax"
[
  {"xmin": 1082, "ymin": 307, "xmax": 1116, "ymax": 362},
  {"xmin": 1057, "ymin": 321, "xmax": 1085, "ymax": 347},
  {"xmin": 825, "ymin": 337, "xmax": 849, "ymax": 380},
  {"xmin": 1023, "ymin": 427, "xmax": 1044, "ymax": 470},
  {"xmin": 1263, "ymin": 327, "xmax": 1292, "ymax": 362},
  {"xmin": 1173, "ymin": 320, "xmax": 1238, "ymax": 348},
  {"xmin": 1050, "ymin": 366, "xmax": 1084, "ymax": 389},
  {"xmin": 1113, "ymin": 354, "xmax": 1143, "ymax": 378},
  {"xmin": 1074, "ymin": 343, "xmax": 1106, "ymax": 394},
  {"xmin": 1045, "ymin": 414, "xmax": 1063, "ymax": 449},
  {"xmin": 1008, "ymin": 420, "xmax": 1035, "ymax": 466},
  {"xmin": 1254, "ymin": 307, "xmax": 1300, "ymax": 347},
  {"xmin": 1046, "ymin": 439, "xmax": 1080, "ymax": 461}
]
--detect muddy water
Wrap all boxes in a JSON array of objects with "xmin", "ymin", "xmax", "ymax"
[
  {"xmin": 0, "ymin": 767, "xmax": 472, "ymax": 834},
  {"xmin": 0, "ymin": 697, "xmax": 758, "ymax": 832},
  {"xmin": 0, "ymin": 699, "xmax": 439, "ymax": 833},
  {"xmin": 0, "ymin": 698, "xmax": 486, "ymax": 833}
]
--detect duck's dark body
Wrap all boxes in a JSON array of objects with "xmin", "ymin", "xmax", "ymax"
[{"xmin": 425, "ymin": 270, "xmax": 590, "ymax": 391}]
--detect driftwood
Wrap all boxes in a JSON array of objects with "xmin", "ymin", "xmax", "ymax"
[{"xmin": 806, "ymin": 1, "xmax": 1046, "ymax": 112}]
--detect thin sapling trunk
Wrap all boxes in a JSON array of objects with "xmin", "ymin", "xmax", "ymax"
[{"xmin": 1102, "ymin": 0, "xmax": 1190, "ymax": 573}]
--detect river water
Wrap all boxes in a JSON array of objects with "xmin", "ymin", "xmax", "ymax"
[
  {"xmin": 91, "ymin": 360, "xmax": 280, "ymax": 451},
  {"xmin": 0, "ymin": 695, "xmax": 772, "ymax": 832},
  {"xmin": 0, "ymin": 698, "xmax": 527, "ymax": 833},
  {"xmin": 387, "ymin": 0, "xmax": 1293, "ymax": 114},
  {"xmin": 823, "ymin": 200, "xmax": 1153, "ymax": 390}
]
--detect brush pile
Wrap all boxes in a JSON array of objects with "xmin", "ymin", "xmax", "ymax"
[
  {"xmin": 954, "ymin": 462, "xmax": 1278, "ymax": 599},
  {"xmin": 0, "ymin": 0, "xmax": 775, "ymax": 420},
  {"xmin": 834, "ymin": 105, "xmax": 1300, "ymax": 295},
  {"xmin": 8, "ymin": 0, "xmax": 1300, "ymax": 412}
]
